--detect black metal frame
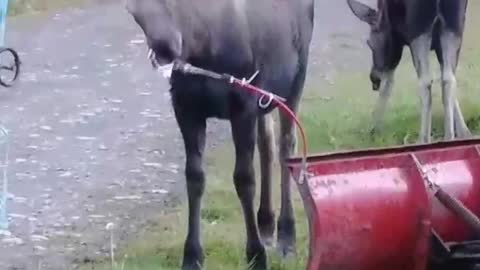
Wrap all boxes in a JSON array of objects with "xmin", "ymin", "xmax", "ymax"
[
  {"xmin": 0, "ymin": 46, "xmax": 20, "ymax": 87},
  {"xmin": 429, "ymin": 229, "xmax": 480, "ymax": 270}
]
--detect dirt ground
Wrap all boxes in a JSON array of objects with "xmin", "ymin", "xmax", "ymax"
[{"xmin": 0, "ymin": 0, "xmax": 375, "ymax": 269}]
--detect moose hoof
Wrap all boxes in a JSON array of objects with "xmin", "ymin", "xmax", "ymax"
[
  {"xmin": 247, "ymin": 244, "xmax": 267, "ymax": 270},
  {"xmin": 182, "ymin": 260, "xmax": 203, "ymax": 270},
  {"xmin": 276, "ymin": 218, "xmax": 296, "ymax": 258},
  {"xmin": 443, "ymin": 131, "xmax": 456, "ymax": 142},
  {"xmin": 369, "ymin": 126, "xmax": 382, "ymax": 140},
  {"xmin": 416, "ymin": 135, "xmax": 431, "ymax": 145},
  {"xmin": 257, "ymin": 210, "xmax": 275, "ymax": 247},
  {"xmin": 277, "ymin": 238, "xmax": 296, "ymax": 259},
  {"xmin": 182, "ymin": 241, "xmax": 204, "ymax": 270},
  {"xmin": 456, "ymin": 128, "xmax": 472, "ymax": 139}
]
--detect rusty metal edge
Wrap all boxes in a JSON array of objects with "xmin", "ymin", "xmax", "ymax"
[
  {"xmin": 286, "ymin": 137, "xmax": 480, "ymax": 166},
  {"xmin": 289, "ymin": 167, "xmax": 318, "ymax": 270}
]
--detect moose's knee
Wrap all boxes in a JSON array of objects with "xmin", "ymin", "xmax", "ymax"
[
  {"xmin": 418, "ymin": 76, "xmax": 433, "ymax": 91},
  {"xmin": 417, "ymin": 76, "xmax": 433, "ymax": 105},
  {"xmin": 279, "ymin": 132, "xmax": 297, "ymax": 157},
  {"xmin": 186, "ymin": 156, "xmax": 204, "ymax": 179},
  {"xmin": 441, "ymin": 71, "xmax": 457, "ymax": 89},
  {"xmin": 233, "ymin": 163, "xmax": 255, "ymax": 197},
  {"xmin": 185, "ymin": 160, "xmax": 205, "ymax": 195},
  {"xmin": 186, "ymin": 166, "xmax": 203, "ymax": 180},
  {"xmin": 233, "ymin": 164, "xmax": 254, "ymax": 184}
]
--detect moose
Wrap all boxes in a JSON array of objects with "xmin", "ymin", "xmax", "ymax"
[
  {"xmin": 347, "ymin": 0, "xmax": 471, "ymax": 143},
  {"xmin": 125, "ymin": 0, "xmax": 314, "ymax": 269}
]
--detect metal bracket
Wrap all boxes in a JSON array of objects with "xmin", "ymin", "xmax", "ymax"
[
  {"xmin": 297, "ymin": 168, "xmax": 313, "ymax": 185},
  {"xmin": 410, "ymin": 153, "xmax": 440, "ymax": 194}
]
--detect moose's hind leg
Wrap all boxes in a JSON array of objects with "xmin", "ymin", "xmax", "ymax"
[
  {"xmin": 410, "ymin": 33, "xmax": 434, "ymax": 143},
  {"xmin": 438, "ymin": 31, "xmax": 471, "ymax": 139},
  {"xmin": 453, "ymin": 99, "xmax": 471, "ymax": 138},
  {"xmin": 232, "ymin": 114, "xmax": 267, "ymax": 270},
  {"xmin": 370, "ymin": 71, "xmax": 395, "ymax": 137},
  {"xmin": 275, "ymin": 61, "xmax": 308, "ymax": 258},
  {"xmin": 257, "ymin": 114, "xmax": 276, "ymax": 247}
]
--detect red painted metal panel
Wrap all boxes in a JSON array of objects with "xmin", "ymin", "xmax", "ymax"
[
  {"xmin": 294, "ymin": 154, "xmax": 431, "ymax": 270},
  {"xmin": 287, "ymin": 139, "xmax": 480, "ymax": 270},
  {"xmin": 414, "ymin": 145, "xmax": 480, "ymax": 242}
]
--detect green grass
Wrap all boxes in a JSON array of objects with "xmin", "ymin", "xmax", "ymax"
[
  {"xmin": 7, "ymin": 0, "xmax": 106, "ymax": 16},
  {"xmin": 83, "ymin": 146, "xmax": 310, "ymax": 270},
  {"xmin": 300, "ymin": 52, "xmax": 480, "ymax": 152},
  {"xmin": 81, "ymin": 3, "xmax": 480, "ymax": 270}
]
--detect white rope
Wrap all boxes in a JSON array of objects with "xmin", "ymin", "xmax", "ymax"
[
  {"xmin": 258, "ymin": 93, "xmax": 274, "ymax": 109},
  {"xmin": 246, "ymin": 70, "xmax": 259, "ymax": 83}
]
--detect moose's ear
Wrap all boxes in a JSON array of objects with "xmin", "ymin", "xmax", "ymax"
[{"xmin": 346, "ymin": 0, "xmax": 378, "ymax": 25}]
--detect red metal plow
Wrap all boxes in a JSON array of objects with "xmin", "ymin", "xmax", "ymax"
[{"xmin": 287, "ymin": 139, "xmax": 480, "ymax": 270}]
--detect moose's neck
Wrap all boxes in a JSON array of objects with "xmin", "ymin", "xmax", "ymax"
[{"xmin": 170, "ymin": 0, "xmax": 217, "ymax": 63}]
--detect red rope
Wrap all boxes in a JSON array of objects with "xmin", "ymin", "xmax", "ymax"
[
  {"xmin": 230, "ymin": 78, "xmax": 308, "ymax": 168},
  {"xmin": 172, "ymin": 61, "xmax": 309, "ymax": 174}
]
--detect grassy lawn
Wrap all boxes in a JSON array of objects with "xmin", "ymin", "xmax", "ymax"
[
  {"xmin": 82, "ymin": 2, "xmax": 480, "ymax": 270},
  {"xmin": 8, "ymin": 0, "xmax": 80, "ymax": 15},
  {"xmin": 7, "ymin": 0, "xmax": 109, "ymax": 16}
]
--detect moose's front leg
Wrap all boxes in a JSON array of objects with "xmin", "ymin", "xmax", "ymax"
[
  {"xmin": 370, "ymin": 71, "xmax": 395, "ymax": 137},
  {"xmin": 176, "ymin": 112, "xmax": 207, "ymax": 270},
  {"xmin": 410, "ymin": 34, "xmax": 433, "ymax": 144},
  {"xmin": 439, "ymin": 31, "xmax": 472, "ymax": 140}
]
